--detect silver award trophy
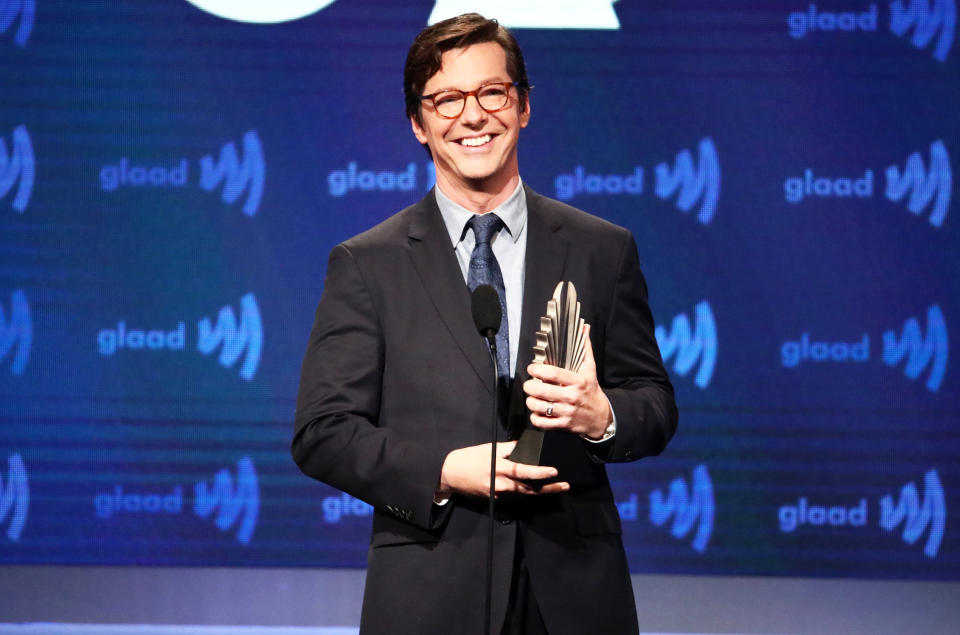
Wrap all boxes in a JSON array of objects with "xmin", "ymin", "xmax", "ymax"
[{"xmin": 509, "ymin": 281, "xmax": 587, "ymax": 465}]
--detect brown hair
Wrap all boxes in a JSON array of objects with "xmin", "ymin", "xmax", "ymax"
[{"xmin": 404, "ymin": 13, "xmax": 530, "ymax": 126}]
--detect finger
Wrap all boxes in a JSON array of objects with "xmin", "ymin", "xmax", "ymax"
[
  {"xmin": 494, "ymin": 474, "xmax": 542, "ymax": 494},
  {"xmin": 526, "ymin": 363, "xmax": 578, "ymax": 385},
  {"xmin": 525, "ymin": 396, "xmax": 569, "ymax": 420},
  {"xmin": 529, "ymin": 412, "xmax": 569, "ymax": 430},
  {"xmin": 533, "ymin": 482, "xmax": 570, "ymax": 495},
  {"xmin": 523, "ymin": 379, "xmax": 573, "ymax": 403},
  {"xmin": 507, "ymin": 480, "xmax": 570, "ymax": 495},
  {"xmin": 504, "ymin": 462, "xmax": 559, "ymax": 481}
]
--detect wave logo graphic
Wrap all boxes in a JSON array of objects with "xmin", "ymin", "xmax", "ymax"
[
  {"xmin": 0, "ymin": 289, "xmax": 31, "ymax": 375},
  {"xmin": 890, "ymin": 0, "xmax": 956, "ymax": 61},
  {"xmin": 0, "ymin": 453, "xmax": 28, "ymax": 541},
  {"xmin": 428, "ymin": 0, "xmax": 620, "ymax": 29},
  {"xmin": 879, "ymin": 469, "xmax": 945, "ymax": 557},
  {"xmin": 884, "ymin": 140, "xmax": 952, "ymax": 228},
  {"xmin": 199, "ymin": 130, "xmax": 265, "ymax": 216},
  {"xmin": 0, "ymin": 125, "xmax": 34, "ymax": 213},
  {"xmin": 649, "ymin": 464, "xmax": 714, "ymax": 553},
  {"xmin": 193, "ymin": 456, "xmax": 259, "ymax": 545},
  {"xmin": 655, "ymin": 301, "xmax": 717, "ymax": 389},
  {"xmin": 184, "ymin": 0, "xmax": 336, "ymax": 23},
  {"xmin": 882, "ymin": 304, "xmax": 948, "ymax": 391},
  {"xmin": 197, "ymin": 293, "xmax": 262, "ymax": 380},
  {"xmin": 654, "ymin": 137, "xmax": 720, "ymax": 225},
  {"xmin": 0, "ymin": 0, "xmax": 34, "ymax": 47}
]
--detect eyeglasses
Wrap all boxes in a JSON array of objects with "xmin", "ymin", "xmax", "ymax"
[{"xmin": 419, "ymin": 81, "xmax": 521, "ymax": 119}]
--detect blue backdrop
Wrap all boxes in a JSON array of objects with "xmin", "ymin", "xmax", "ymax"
[{"xmin": 1, "ymin": 0, "xmax": 957, "ymax": 580}]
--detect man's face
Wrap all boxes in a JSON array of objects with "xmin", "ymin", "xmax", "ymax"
[{"xmin": 411, "ymin": 41, "xmax": 530, "ymax": 197}]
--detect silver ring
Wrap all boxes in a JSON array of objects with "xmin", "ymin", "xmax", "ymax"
[{"xmin": 545, "ymin": 403, "xmax": 554, "ymax": 418}]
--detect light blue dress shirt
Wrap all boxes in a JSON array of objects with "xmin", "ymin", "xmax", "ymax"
[{"xmin": 435, "ymin": 180, "xmax": 527, "ymax": 378}]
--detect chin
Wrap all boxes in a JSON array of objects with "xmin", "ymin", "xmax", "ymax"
[{"xmin": 457, "ymin": 160, "xmax": 502, "ymax": 181}]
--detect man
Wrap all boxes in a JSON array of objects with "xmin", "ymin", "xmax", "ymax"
[{"xmin": 293, "ymin": 13, "xmax": 678, "ymax": 635}]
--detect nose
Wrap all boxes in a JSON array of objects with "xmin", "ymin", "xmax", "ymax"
[{"xmin": 459, "ymin": 93, "xmax": 488, "ymax": 127}]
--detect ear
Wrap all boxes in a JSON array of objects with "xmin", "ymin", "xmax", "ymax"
[
  {"xmin": 519, "ymin": 94, "xmax": 531, "ymax": 129},
  {"xmin": 410, "ymin": 115, "xmax": 428, "ymax": 145}
]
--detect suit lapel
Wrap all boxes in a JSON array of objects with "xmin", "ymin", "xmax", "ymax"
[{"xmin": 407, "ymin": 191, "xmax": 495, "ymax": 394}]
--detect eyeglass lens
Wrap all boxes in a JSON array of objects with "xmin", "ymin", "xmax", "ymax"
[{"xmin": 434, "ymin": 84, "xmax": 511, "ymax": 118}]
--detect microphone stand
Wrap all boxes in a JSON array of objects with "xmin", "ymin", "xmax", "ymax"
[
  {"xmin": 471, "ymin": 283, "xmax": 504, "ymax": 635},
  {"xmin": 482, "ymin": 329, "xmax": 499, "ymax": 635}
]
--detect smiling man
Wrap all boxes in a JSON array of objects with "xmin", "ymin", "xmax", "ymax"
[{"xmin": 293, "ymin": 13, "xmax": 678, "ymax": 635}]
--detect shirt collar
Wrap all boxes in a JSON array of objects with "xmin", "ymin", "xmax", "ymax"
[{"xmin": 435, "ymin": 179, "xmax": 527, "ymax": 248}]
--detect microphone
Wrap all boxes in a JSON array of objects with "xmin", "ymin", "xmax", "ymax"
[
  {"xmin": 470, "ymin": 283, "xmax": 501, "ymax": 635},
  {"xmin": 471, "ymin": 284, "xmax": 501, "ymax": 340}
]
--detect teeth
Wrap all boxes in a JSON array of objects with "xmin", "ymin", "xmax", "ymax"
[{"xmin": 460, "ymin": 135, "xmax": 491, "ymax": 147}]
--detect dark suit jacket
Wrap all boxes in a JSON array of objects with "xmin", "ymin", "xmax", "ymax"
[{"xmin": 293, "ymin": 185, "xmax": 678, "ymax": 635}]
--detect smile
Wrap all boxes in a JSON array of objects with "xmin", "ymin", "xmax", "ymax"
[{"xmin": 458, "ymin": 134, "xmax": 493, "ymax": 147}]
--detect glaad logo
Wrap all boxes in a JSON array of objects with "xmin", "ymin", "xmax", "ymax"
[
  {"xmin": 884, "ymin": 140, "xmax": 952, "ymax": 228},
  {"xmin": 784, "ymin": 140, "xmax": 951, "ymax": 228},
  {"xmin": 184, "ymin": 0, "xmax": 337, "ymax": 24},
  {"xmin": 0, "ymin": 453, "xmax": 28, "ymax": 541},
  {"xmin": 780, "ymin": 304, "xmax": 946, "ymax": 392},
  {"xmin": 0, "ymin": 289, "xmax": 31, "ymax": 375},
  {"xmin": 428, "ymin": 0, "xmax": 621, "ymax": 29},
  {"xmin": 94, "ymin": 485, "xmax": 183, "ymax": 519},
  {"xmin": 783, "ymin": 169, "xmax": 874, "ymax": 204},
  {"xmin": 554, "ymin": 138, "xmax": 721, "ymax": 225},
  {"xmin": 199, "ymin": 130, "xmax": 265, "ymax": 217},
  {"xmin": 197, "ymin": 293, "xmax": 262, "ymax": 381},
  {"xmin": 882, "ymin": 304, "xmax": 948, "ymax": 392},
  {"xmin": 778, "ymin": 469, "xmax": 945, "ymax": 558},
  {"xmin": 554, "ymin": 166, "xmax": 644, "ymax": 202},
  {"xmin": 890, "ymin": 0, "xmax": 956, "ymax": 62},
  {"xmin": 326, "ymin": 161, "xmax": 440, "ymax": 197},
  {"xmin": 649, "ymin": 464, "xmax": 714, "ymax": 553},
  {"xmin": 328, "ymin": 162, "xmax": 418, "ymax": 197},
  {"xmin": 322, "ymin": 492, "xmax": 373, "ymax": 524},
  {"xmin": 655, "ymin": 301, "xmax": 717, "ymax": 389},
  {"xmin": 781, "ymin": 333, "xmax": 870, "ymax": 368},
  {"xmin": 99, "ymin": 130, "xmax": 264, "ymax": 216},
  {"xmin": 0, "ymin": 0, "xmax": 34, "ymax": 47},
  {"xmin": 0, "ymin": 125, "xmax": 34, "ymax": 213},
  {"xmin": 788, "ymin": 4, "xmax": 879, "ymax": 39},
  {"xmin": 94, "ymin": 457, "xmax": 259, "ymax": 545},
  {"xmin": 194, "ymin": 456, "xmax": 259, "ymax": 545},
  {"xmin": 779, "ymin": 496, "xmax": 868, "ymax": 532},
  {"xmin": 879, "ymin": 469, "xmax": 945, "ymax": 558},
  {"xmin": 96, "ymin": 293, "xmax": 262, "ymax": 380},
  {"xmin": 786, "ymin": 2, "xmax": 955, "ymax": 61},
  {"xmin": 655, "ymin": 137, "xmax": 721, "ymax": 225}
]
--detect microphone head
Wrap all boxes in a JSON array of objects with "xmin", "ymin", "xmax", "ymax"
[{"xmin": 471, "ymin": 284, "xmax": 501, "ymax": 337}]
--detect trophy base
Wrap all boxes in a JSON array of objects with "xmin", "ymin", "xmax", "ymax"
[
  {"xmin": 508, "ymin": 428, "xmax": 599, "ymax": 487},
  {"xmin": 508, "ymin": 428, "xmax": 544, "ymax": 465}
]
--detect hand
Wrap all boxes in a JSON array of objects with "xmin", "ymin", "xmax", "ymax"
[
  {"xmin": 437, "ymin": 441, "xmax": 570, "ymax": 499},
  {"xmin": 524, "ymin": 324, "xmax": 612, "ymax": 440}
]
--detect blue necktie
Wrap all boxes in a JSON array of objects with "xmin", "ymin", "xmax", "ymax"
[{"xmin": 466, "ymin": 214, "xmax": 510, "ymax": 382}]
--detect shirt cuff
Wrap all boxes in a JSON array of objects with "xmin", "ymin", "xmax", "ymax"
[{"xmin": 581, "ymin": 393, "xmax": 617, "ymax": 443}]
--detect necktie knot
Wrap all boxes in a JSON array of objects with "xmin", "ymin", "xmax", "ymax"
[{"xmin": 467, "ymin": 213, "xmax": 504, "ymax": 246}]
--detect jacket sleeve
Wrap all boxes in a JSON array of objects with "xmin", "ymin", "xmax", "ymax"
[
  {"xmin": 595, "ymin": 230, "xmax": 679, "ymax": 463},
  {"xmin": 291, "ymin": 243, "xmax": 450, "ymax": 531}
]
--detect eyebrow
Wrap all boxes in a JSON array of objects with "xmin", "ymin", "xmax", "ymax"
[{"xmin": 429, "ymin": 77, "xmax": 508, "ymax": 93}]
